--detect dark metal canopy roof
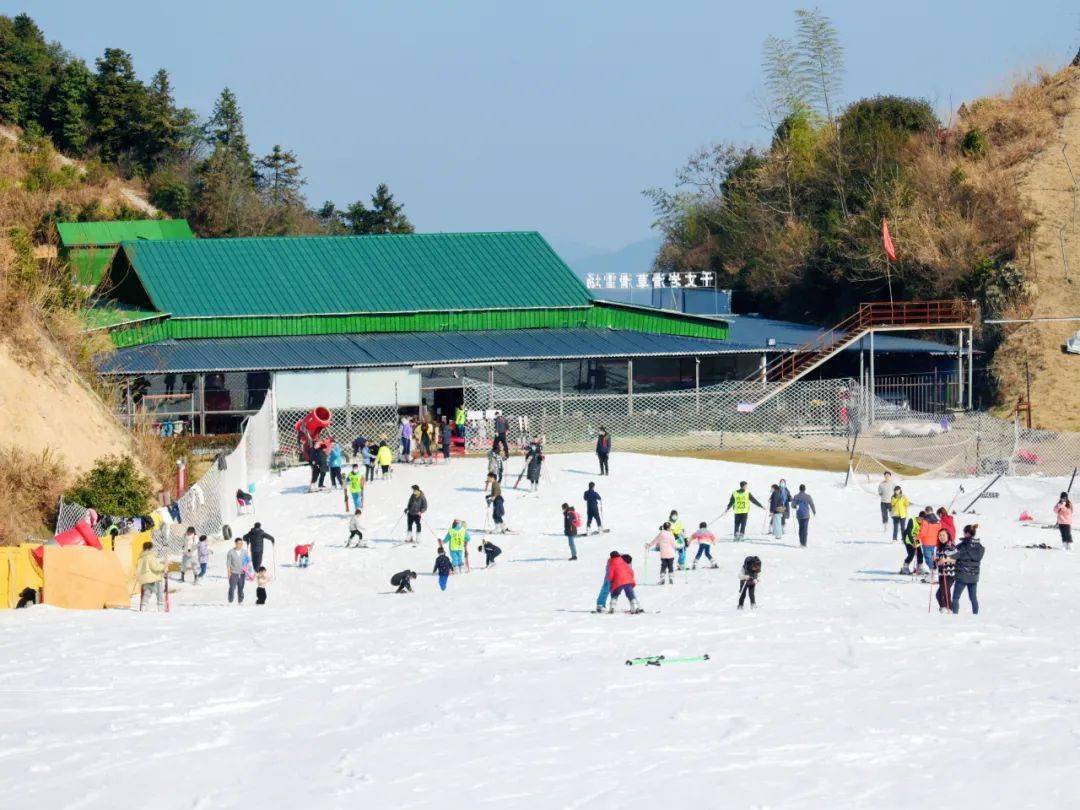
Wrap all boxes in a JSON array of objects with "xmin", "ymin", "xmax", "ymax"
[{"xmin": 101, "ymin": 328, "xmax": 752, "ymax": 375}]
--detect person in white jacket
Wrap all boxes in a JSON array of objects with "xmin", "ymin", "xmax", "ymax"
[{"xmin": 346, "ymin": 509, "xmax": 367, "ymax": 548}]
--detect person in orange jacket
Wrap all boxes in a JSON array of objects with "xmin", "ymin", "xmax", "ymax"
[{"xmin": 917, "ymin": 507, "xmax": 941, "ymax": 574}]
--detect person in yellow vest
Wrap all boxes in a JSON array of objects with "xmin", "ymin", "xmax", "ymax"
[
  {"xmin": 722, "ymin": 481, "xmax": 764, "ymax": 542},
  {"xmin": 454, "ymin": 405, "xmax": 466, "ymax": 438},
  {"xmin": 889, "ymin": 485, "xmax": 910, "ymax": 543},
  {"xmin": 669, "ymin": 510, "xmax": 688, "ymax": 569},
  {"xmin": 136, "ymin": 541, "xmax": 166, "ymax": 611},
  {"xmin": 442, "ymin": 519, "xmax": 471, "ymax": 572},
  {"xmin": 346, "ymin": 464, "xmax": 365, "ymax": 510}
]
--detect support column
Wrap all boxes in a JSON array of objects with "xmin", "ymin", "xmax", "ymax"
[
  {"xmin": 859, "ymin": 338, "xmax": 865, "ymax": 415},
  {"xmin": 488, "ymin": 366, "xmax": 495, "ymax": 408},
  {"xmin": 197, "ymin": 373, "xmax": 206, "ymax": 435},
  {"xmin": 967, "ymin": 327, "xmax": 974, "ymax": 410},
  {"xmin": 956, "ymin": 330, "xmax": 964, "ymax": 409},
  {"xmin": 868, "ymin": 331, "xmax": 876, "ymax": 425},
  {"xmin": 559, "ymin": 362, "xmax": 564, "ymax": 416},
  {"xmin": 345, "ymin": 369, "xmax": 352, "ymax": 432},
  {"xmin": 627, "ymin": 360, "xmax": 634, "ymax": 416},
  {"xmin": 695, "ymin": 357, "xmax": 701, "ymax": 414}
]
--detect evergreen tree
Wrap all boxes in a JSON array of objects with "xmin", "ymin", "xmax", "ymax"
[
  {"xmin": 203, "ymin": 87, "xmax": 254, "ymax": 176},
  {"xmin": 89, "ymin": 48, "xmax": 147, "ymax": 163},
  {"xmin": 257, "ymin": 144, "xmax": 305, "ymax": 208},
  {"xmin": 45, "ymin": 60, "xmax": 91, "ymax": 154},
  {"xmin": 342, "ymin": 183, "xmax": 414, "ymax": 234},
  {"xmin": 0, "ymin": 14, "xmax": 56, "ymax": 126},
  {"xmin": 140, "ymin": 68, "xmax": 195, "ymax": 170}
]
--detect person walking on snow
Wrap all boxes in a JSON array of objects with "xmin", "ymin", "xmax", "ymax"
[
  {"xmin": 738, "ymin": 556, "xmax": 762, "ymax": 609},
  {"xmin": 917, "ymin": 507, "xmax": 940, "ymax": 574},
  {"xmin": 525, "ymin": 440, "xmax": 544, "ymax": 491},
  {"xmin": 900, "ymin": 510, "xmax": 924, "ymax": 575},
  {"xmin": 935, "ymin": 529, "xmax": 957, "ymax": 612},
  {"xmin": 595, "ymin": 551, "xmax": 618, "ymax": 613},
  {"xmin": 485, "ymin": 473, "xmax": 507, "ymax": 533},
  {"xmin": 404, "ymin": 485, "xmax": 427, "ymax": 543},
  {"xmin": 391, "ymin": 570, "xmax": 417, "ymax": 593},
  {"xmin": 433, "ymin": 549, "xmax": 454, "ymax": 591},
  {"xmin": 607, "ymin": 552, "xmax": 642, "ymax": 613},
  {"xmin": 791, "ymin": 484, "xmax": 816, "ymax": 547},
  {"xmin": 647, "ymin": 522, "xmax": 677, "ymax": 585},
  {"xmin": 226, "ymin": 538, "xmax": 247, "ymax": 605},
  {"xmin": 180, "ymin": 527, "xmax": 199, "ymax": 583},
  {"xmin": 346, "ymin": 509, "xmax": 366, "ymax": 548},
  {"xmin": 1055, "ymin": 492, "xmax": 1073, "ymax": 549},
  {"xmin": 723, "ymin": 481, "xmax": 763, "ymax": 541},
  {"xmin": 328, "ymin": 439, "xmax": 344, "ymax": 488},
  {"xmin": 376, "ymin": 441, "xmax": 394, "ymax": 478},
  {"xmin": 136, "ymin": 541, "xmax": 166, "ymax": 611},
  {"xmin": 442, "ymin": 519, "xmax": 471, "ymax": 572},
  {"xmin": 346, "ymin": 464, "xmax": 365, "ymax": 510},
  {"xmin": 778, "ymin": 478, "xmax": 792, "ymax": 530},
  {"xmin": 691, "ymin": 522, "xmax": 717, "ymax": 569},
  {"xmin": 890, "ymin": 486, "xmax": 910, "ymax": 542},
  {"xmin": 768, "ymin": 484, "xmax": 786, "ymax": 540},
  {"xmin": 243, "ymin": 522, "xmax": 275, "ymax": 570},
  {"xmin": 362, "ymin": 442, "xmax": 376, "ymax": 482},
  {"xmin": 877, "ymin": 472, "xmax": 894, "ymax": 535},
  {"xmin": 583, "ymin": 482, "xmax": 603, "ymax": 533},
  {"xmin": 669, "ymin": 511, "xmax": 688, "ymax": 569},
  {"xmin": 492, "ymin": 413, "xmax": 510, "ymax": 459},
  {"xmin": 951, "ymin": 524, "xmax": 984, "ymax": 614},
  {"xmin": 487, "ymin": 448, "xmax": 504, "ymax": 483},
  {"xmin": 440, "ymin": 419, "xmax": 453, "ymax": 462},
  {"xmin": 399, "ymin": 418, "xmax": 413, "ymax": 463},
  {"xmin": 562, "ymin": 503, "xmax": 581, "ymax": 560},
  {"xmin": 596, "ymin": 427, "xmax": 611, "ymax": 476},
  {"xmin": 197, "ymin": 534, "xmax": 211, "ymax": 579}
]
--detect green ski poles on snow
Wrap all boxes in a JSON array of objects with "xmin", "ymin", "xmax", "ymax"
[{"xmin": 625, "ymin": 654, "xmax": 710, "ymax": 667}]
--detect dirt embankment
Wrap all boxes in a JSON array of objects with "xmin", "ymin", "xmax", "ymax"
[{"xmin": 993, "ymin": 69, "xmax": 1080, "ymax": 430}]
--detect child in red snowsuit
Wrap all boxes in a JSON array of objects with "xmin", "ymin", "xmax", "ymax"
[{"xmin": 294, "ymin": 542, "xmax": 314, "ymax": 568}]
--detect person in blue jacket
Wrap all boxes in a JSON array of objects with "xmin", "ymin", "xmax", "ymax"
[
  {"xmin": 790, "ymin": 484, "xmax": 816, "ymax": 547},
  {"xmin": 327, "ymin": 439, "xmax": 344, "ymax": 487},
  {"xmin": 583, "ymin": 482, "xmax": 603, "ymax": 533}
]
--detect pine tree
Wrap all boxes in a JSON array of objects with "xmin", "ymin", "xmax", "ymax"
[
  {"xmin": 45, "ymin": 60, "xmax": 91, "ymax": 154},
  {"xmin": 89, "ymin": 48, "xmax": 147, "ymax": 163},
  {"xmin": 203, "ymin": 87, "xmax": 254, "ymax": 177},
  {"xmin": 0, "ymin": 14, "xmax": 56, "ymax": 127},
  {"xmin": 140, "ymin": 68, "xmax": 195, "ymax": 170},
  {"xmin": 257, "ymin": 144, "xmax": 305, "ymax": 208},
  {"xmin": 342, "ymin": 183, "xmax": 414, "ymax": 234}
]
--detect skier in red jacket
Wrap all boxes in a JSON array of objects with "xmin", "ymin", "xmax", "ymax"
[{"xmin": 606, "ymin": 552, "xmax": 642, "ymax": 614}]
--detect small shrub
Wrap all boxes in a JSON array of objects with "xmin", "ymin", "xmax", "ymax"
[
  {"xmin": 82, "ymin": 159, "xmax": 112, "ymax": 187},
  {"xmin": 0, "ymin": 446, "xmax": 67, "ymax": 546},
  {"xmin": 961, "ymin": 128, "xmax": 989, "ymax": 159},
  {"xmin": 65, "ymin": 455, "xmax": 154, "ymax": 516}
]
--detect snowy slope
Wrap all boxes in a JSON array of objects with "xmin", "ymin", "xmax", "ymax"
[{"xmin": 1, "ymin": 453, "xmax": 1077, "ymax": 809}]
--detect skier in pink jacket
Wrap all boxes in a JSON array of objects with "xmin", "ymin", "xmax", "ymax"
[{"xmin": 646, "ymin": 523, "xmax": 677, "ymax": 585}]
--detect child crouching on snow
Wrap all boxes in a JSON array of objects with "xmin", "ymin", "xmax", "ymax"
[
  {"xmin": 294, "ymin": 542, "xmax": 314, "ymax": 568},
  {"xmin": 738, "ymin": 556, "xmax": 761, "ymax": 609}
]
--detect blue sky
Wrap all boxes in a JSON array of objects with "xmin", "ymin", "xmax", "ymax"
[{"xmin": 15, "ymin": 0, "xmax": 1080, "ymax": 251}]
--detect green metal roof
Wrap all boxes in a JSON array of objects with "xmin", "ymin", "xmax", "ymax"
[
  {"xmin": 57, "ymin": 219, "xmax": 194, "ymax": 247},
  {"xmin": 81, "ymin": 304, "xmax": 169, "ymax": 332},
  {"xmin": 115, "ymin": 232, "xmax": 592, "ymax": 318},
  {"xmin": 69, "ymin": 247, "xmax": 119, "ymax": 287}
]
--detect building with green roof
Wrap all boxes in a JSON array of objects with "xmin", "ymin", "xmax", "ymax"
[
  {"xmin": 58, "ymin": 219, "xmax": 194, "ymax": 287},
  {"xmin": 89, "ymin": 230, "xmax": 744, "ymax": 434}
]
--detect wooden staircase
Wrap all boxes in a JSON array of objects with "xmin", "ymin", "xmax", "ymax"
[{"xmin": 733, "ymin": 300, "xmax": 972, "ymax": 411}]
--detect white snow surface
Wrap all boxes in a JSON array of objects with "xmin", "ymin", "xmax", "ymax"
[{"xmin": 2, "ymin": 452, "xmax": 1078, "ymax": 809}]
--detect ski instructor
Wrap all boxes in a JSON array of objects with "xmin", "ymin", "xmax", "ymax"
[
  {"xmin": 243, "ymin": 522, "xmax": 276, "ymax": 570},
  {"xmin": 722, "ymin": 481, "xmax": 763, "ymax": 542}
]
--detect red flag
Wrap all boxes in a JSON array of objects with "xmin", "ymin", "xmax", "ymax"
[{"xmin": 882, "ymin": 218, "xmax": 897, "ymax": 263}]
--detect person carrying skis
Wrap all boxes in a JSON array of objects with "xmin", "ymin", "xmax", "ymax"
[
  {"xmin": 596, "ymin": 427, "xmax": 611, "ymax": 476},
  {"xmin": 723, "ymin": 481, "xmax": 763, "ymax": 541},
  {"xmin": 346, "ymin": 509, "xmax": 366, "ymax": 548},
  {"xmin": 442, "ymin": 519, "xmax": 471, "ymax": 572},
  {"xmin": 951, "ymin": 524, "xmax": 984, "ymax": 614},
  {"xmin": 669, "ymin": 510, "xmax": 688, "ymax": 569},
  {"xmin": 647, "ymin": 522, "xmax": 677, "ymax": 585},
  {"xmin": 738, "ymin": 556, "xmax": 762, "ymax": 609},
  {"xmin": 562, "ymin": 503, "xmax": 581, "ymax": 560},
  {"xmin": 596, "ymin": 551, "xmax": 618, "ymax": 613},
  {"xmin": 226, "ymin": 537, "xmax": 247, "ymax": 605},
  {"xmin": 877, "ymin": 472, "xmax": 894, "ymax": 534},
  {"xmin": 487, "ymin": 448, "xmax": 504, "ymax": 483},
  {"xmin": 691, "ymin": 522, "xmax": 717, "ymax": 569},
  {"xmin": 197, "ymin": 534, "xmax": 211, "ymax": 579},
  {"xmin": 136, "ymin": 541, "xmax": 166, "ymax": 611},
  {"xmin": 294, "ymin": 541, "xmax": 314, "ymax": 568},
  {"xmin": 890, "ymin": 486, "xmax": 910, "ymax": 542},
  {"xmin": 485, "ymin": 474, "xmax": 506, "ymax": 533},
  {"xmin": 1054, "ymin": 492, "xmax": 1074, "ymax": 549},
  {"xmin": 243, "ymin": 522, "xmax": 275, "ymax": 570},
  {"xmin": 583, "ymin": 482, "xmax": 603, "ymax": 533},
  {"xmin": 391, "ymin": 570, "xmax": 417, "ymax": 593},
  {"xmin": 345, "ymin": 464, "xmax": 365, "ymax": 510},
  {"xmin": 790, "ymin": 484, "xmax": 816, "ymax": 547},
  {"xmin": 477, "ymin": 539, "xmax": 502, "ymax": 567},
  {"xmin": 376, "ymin": 441, "xmax": 394, "ymax": 478},
  {"xmin": 607, "ymin": 552, "xmax": 642, "ymax": 614},
  {"xmin": 180, "ymin": 527, "xmax": 200, "ymax": 583},
  {"xmin": 492, "ymin": 413, "xmax": 510, "ymax": 458},
  {"xmin": 255, "ymin": 567, "xmax": 270, "ymax": 604},
  {"xmin": 934, "ymin": 528, "xmax": 957, "ymax": 612},
  {"xmin": 433, "ymin": 549, "xmax": 454, "ymax": 591},
  {"xmin": 405, "ymin": 485, "xmax": 427, "ymax": 544},
  {"xmin": 900, "ymin": 510, "xmax": 924, "ymax": 575},
  {"xmin": 525, "ymin": 440, "xmax": 544, "ymax": 491},
  {"xmin": 768, "ymin": 484, "xmax": 785, "ymax": 540},
  {"xmin": 328, "ymin": 439, "xmax": 345, "ymax": 488}
]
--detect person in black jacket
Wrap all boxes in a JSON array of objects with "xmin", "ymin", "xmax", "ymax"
[
  {"xmin": 951, "ymin": 524, "xmax": 984, "ymax": 615},
  {"xmin": 738, "ymin": 556, "xmax": 762, "ymax": 609},
  {"xmin": 433, "ymin": 550, "xmax": 454, "ymax": 591},
  {"xmin": 562, "ymin": 503, "xmax": 579, "ymax": 561},
  {"xmin": 596, "ymin": 428, "xmax": 611, "ymax": 475},
  {"xmin": 478, "ymin": 540, "xmax": 502, "ymax": 567},
  {"xmin": 390, "ymin": 570, "xmax": 417, "ymax": 593},
  {"xmin": 243, "ymin": 522, "xmax": 276, "ymax": 570},
  {"xmin": 492, "ymin": 413, "xmax": 510, "ymax": 459}
]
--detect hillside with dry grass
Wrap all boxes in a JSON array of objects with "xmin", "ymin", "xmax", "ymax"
[
  {"xmin": 987, "ymin": 67, "xmax": 1080, "ymax": 430},
  {"xmin": 0, "ymin": 130, "xmax": 166, "ymax": 544}
]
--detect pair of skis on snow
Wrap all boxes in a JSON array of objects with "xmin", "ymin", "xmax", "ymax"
[{"xmin": 625, "ymin": 654, "xmax": 710, "ymax": 667}]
